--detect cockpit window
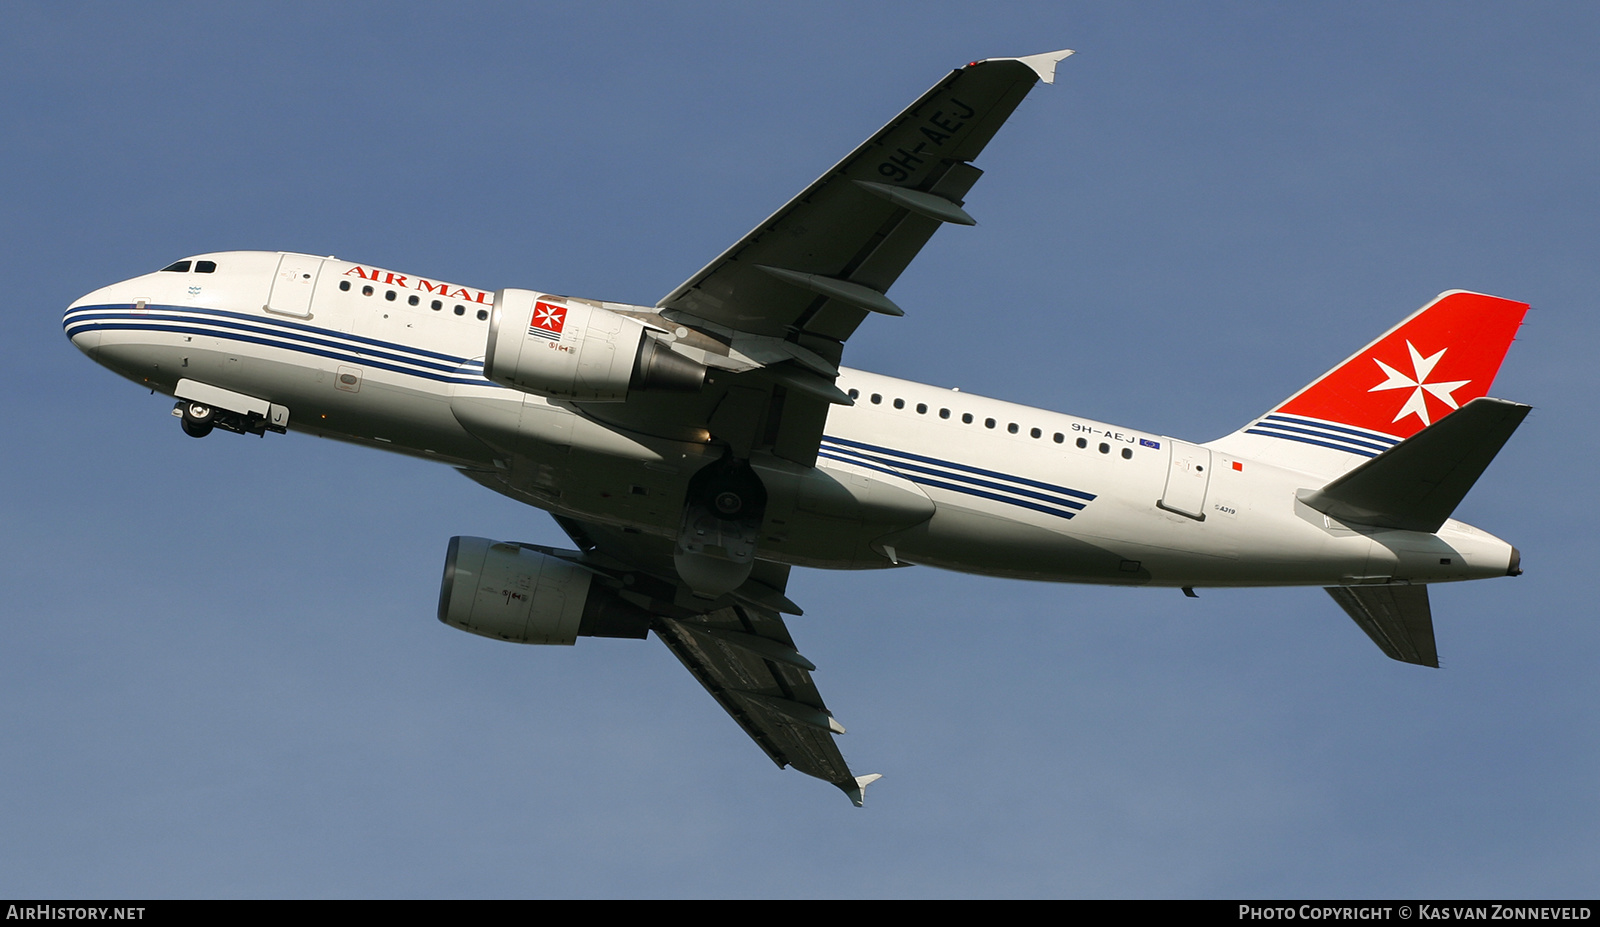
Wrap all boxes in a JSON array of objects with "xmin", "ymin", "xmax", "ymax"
[
  {"xmin": 195, "ymin": 260, "xmax": 217, "ymax": 273},
  {"xmin": 161, "ymin": 260, "xmax": 192, "ymax": 273}
]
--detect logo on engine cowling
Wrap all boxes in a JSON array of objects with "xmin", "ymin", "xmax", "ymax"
[{"xmin": 528, "ymin": 301, "xmax": 567, "ymax": 342}]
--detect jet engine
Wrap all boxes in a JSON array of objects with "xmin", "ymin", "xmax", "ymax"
[
  {"xmin": 437, "ymin": 536, "xmax": 652, "ymax": 644},
  {"xmin": 485, "ymin": 288, "xmax": 705, "ymax": 401}
]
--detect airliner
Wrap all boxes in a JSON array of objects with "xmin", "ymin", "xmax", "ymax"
[{"xmin": 63, "ymin": 50, "xmax": 1530, "ymax": 806}]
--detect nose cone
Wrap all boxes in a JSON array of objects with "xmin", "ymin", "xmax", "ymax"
[{"xmin": 63, "ymin": 287, "xmax": 111, "ymax": 356}]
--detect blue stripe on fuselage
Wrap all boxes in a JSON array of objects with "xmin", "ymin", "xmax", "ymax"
[
  {"xmin": 64, "ymin": 304, "xmax": 491, "ymax": 386},
  {"xmin": 819, "ymin": 435, "xmax": 1097, "ymax": 520}
]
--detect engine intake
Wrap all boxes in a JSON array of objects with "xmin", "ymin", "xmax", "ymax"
[
  {"xmin": 485, "ymin": 288, "xmax": 704, "ymax": 401},
  {"xmin": 438, "ymin": 537, "xmax": 652, "ymax": 644}
]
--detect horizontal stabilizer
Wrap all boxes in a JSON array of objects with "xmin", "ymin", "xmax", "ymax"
[
  {"xmin": 1326, "ymin": 584, "xmax": 1438, "ymax": 667},
  {"xmin": 1298, "ymin": 397, "xmax": 1530, "ymax": 532}
]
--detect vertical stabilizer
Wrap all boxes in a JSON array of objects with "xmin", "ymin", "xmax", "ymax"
[{"xmin": 1210, "ymin": 291, "xmax": 1527, "ymax": 477}]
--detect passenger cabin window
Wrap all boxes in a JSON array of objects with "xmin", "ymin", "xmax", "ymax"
[
  {"xmin": 408, "ymin": 295, "xmax": 419, "ymax": 306},
  {"xmin": 454, "ymin": 305, "xmax": 465, "ymax": 316},
  {"xmin": 477, "ymin": 309, "xmax": 489, "ymax": 320},
  {"xmin": 161, "ymin": 261, "xmax": 192, "ymax": 273},
  {"xmin": 195, "ymin": 260, "xmax": 216, "ymax": 273},
  {"xmin": 339, "ymin": 280, "xmax": 351, "ymax": 291}
]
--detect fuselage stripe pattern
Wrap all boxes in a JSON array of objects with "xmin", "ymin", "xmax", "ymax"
[
  {"xmin": 819, "ymin": 436, "xmax": 1095, "ymax": 520},
  {"xmin": 64, "ymin": 305, "xmax": 491, "ymax": 386},
  {"xmin": 1243, "ymin": 412, "xmax": 1400, "ymax": 457}
]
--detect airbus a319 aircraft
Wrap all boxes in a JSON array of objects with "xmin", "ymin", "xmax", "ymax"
[{"xmin": 65, "ymin": 51, "xmax": 1530, "ymax": 805}]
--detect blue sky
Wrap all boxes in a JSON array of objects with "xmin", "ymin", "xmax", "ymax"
[{"xmin": 3, "ymin": 2, "xmax": 1597, "ymax": 898}]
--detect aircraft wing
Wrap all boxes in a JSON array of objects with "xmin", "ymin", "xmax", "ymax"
[
  {"xmin": 529, "ymin": 54, "xmax": 1074, "ymax": 798},
  {"xmin": 581, "ymin": 51, "xmax": 1071, "ymax": 467},
  {"xmin": 659, "ymin": 50, "xmax": 1072, "ymax": 344},
  {"xmin": 553, "ymin": 516, "xmax": 881, "ymax": 805}
]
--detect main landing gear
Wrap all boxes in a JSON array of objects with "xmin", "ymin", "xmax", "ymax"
[{"xmin": 673, "ymin": 456, "xmax": 769, "ymax": 598}]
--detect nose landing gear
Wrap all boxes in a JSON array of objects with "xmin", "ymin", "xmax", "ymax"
[
  {"xmin": 179, "ymin": 402, "xmax": 214, "ymax": 438},
  {"xmin": 171, "ymin": 399, "xmax": 287, "ymax": 438}
]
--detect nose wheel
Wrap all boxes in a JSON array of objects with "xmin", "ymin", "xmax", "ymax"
[
  {"xmin": 170, "ymin": 397, "xmax": 287, "ymax": 438},
  {"xmin": 179, "ymin": 402, "xmax": 214, "ymax": 438}
]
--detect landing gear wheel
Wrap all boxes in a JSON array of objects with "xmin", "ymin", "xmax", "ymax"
[
  {"xmin": 713, "ymin": 490, "xmax": 745, "ymax": 518},
  {"xmin": 180, "ymin": 402, "xmax": 214, "ymax": 439}
]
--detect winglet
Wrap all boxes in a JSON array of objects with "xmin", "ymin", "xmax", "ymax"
[
  {"xmin": 976, "ymin": 49, "xmax": 1075, "ymax": 84},
  {"xmin": 841, "ymin": 773, "xmax": 883, "ymax": 808}
]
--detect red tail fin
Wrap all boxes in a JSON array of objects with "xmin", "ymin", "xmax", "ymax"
[
  {"xmin": 1276, "ymin": 290, "xmax": 1526, "ymax": 438},
  {"xmin": 1221, "ymin": 291, "xmax": 1527, "ymax": 469}
]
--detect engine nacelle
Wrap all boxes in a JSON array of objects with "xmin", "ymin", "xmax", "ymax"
[
  {"xmin": 437, "ymin": 537, "xmax": 653, "ymax": 645},
  {"xmin": 485, "ymin": 288, "xmax": 704, "ymax": 402}
]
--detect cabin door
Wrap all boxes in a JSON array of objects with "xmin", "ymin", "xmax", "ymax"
[
  {"xmin": 266, "ymin": 254, "xmax": 323, "ymax": 319},
  {"xmin": 1159, "ymin": 440, "xmax": 1212, "ymax": 519}
]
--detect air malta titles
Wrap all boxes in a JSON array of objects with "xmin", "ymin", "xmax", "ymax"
[{"xmin": 341, "ymin": 264, "xmax": 492, "ymax": 305}]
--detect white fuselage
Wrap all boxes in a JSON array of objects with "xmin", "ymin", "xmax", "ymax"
[{"xmin": 64, "ymin": 251, "xmax": 1518, "ymax": 589}]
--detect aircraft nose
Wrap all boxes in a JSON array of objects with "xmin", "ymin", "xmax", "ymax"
[{"xmin": 63, "ymin": 285, "xmax": 119, "ymax": 356}]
